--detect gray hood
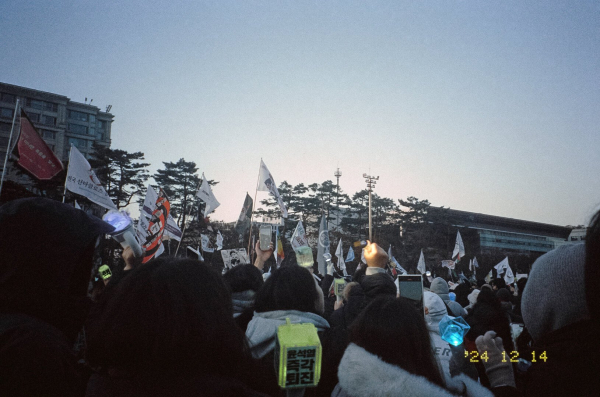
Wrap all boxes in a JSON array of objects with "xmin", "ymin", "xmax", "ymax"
[
  {"xmin": 430, "ymin": 277, "xmax": 451, "ymax": 301},
  {"xmin": 245, "ymin": 310, "xmax": 330, "ymax": 359},
  {"xmin": 335, "ymin": 343, "xmax": 493, "ymax": 397}
]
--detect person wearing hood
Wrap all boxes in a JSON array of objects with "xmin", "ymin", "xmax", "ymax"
[
  {"xmin": 430, "ymin": 277, "xmax": 468, "ymax": 318},
  {"xmin": 424, "ymin": 290, "xmax": 453, "ymax": 378},
  {"xmin": 333, "ymin": 296, "xmax": 501, "ymax": 397},
  {"xmin": 0, "ymin": 198, "xmax": 114, "ymax": 397},
  {"xmin": 520, "ymin": 242, "xmax": 599, "ymax": 396},
  {"xmin": 245, "ymin": 264, "xmax": 335, "ymax": 396}
]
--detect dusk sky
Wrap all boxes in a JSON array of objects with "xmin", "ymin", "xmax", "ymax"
[{"xmin": 2, "ymin": 1, "xmax": 598, "ymax": 226}]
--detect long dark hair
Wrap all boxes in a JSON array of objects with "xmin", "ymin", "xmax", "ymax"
[
  {"xmin": 254, "ymin": 265, "xmax": 320, "ymax": 315},
  {"xmin": 86, "ymin": 257, "xmax": 249, "ymax": 378},
  {"xmin": 586, "ymin": 209, "xmax": 600, "ymax": 321},
  {"xmin": 349, "ymin": 296, "xmax": 446, "ymax": 388}
]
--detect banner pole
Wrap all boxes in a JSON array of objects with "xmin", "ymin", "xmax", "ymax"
[
  {"xmin": 247, "ymin": 160, "xmax": 261, "ymax": 264},
  {"xmin": 0, "ymin": 99, "xmax": 20, "ymax": 198},
  {"xmin": 61, "ymin": 145, "xmax": 72, "ymax": 203}
]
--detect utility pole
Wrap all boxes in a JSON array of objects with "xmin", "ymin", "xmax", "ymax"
[
  {"xmin": 363, "ymin": 173, "xmax": 379, "ymax": 241},
  {"xmin": 334, "ymin": 167, "xmax": 341, "ymax": 227}
]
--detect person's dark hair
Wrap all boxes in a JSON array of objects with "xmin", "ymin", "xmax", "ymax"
[
  {"xmin": 86, "ymin": 257, "xmax": 248, "ymax": 378},
  {"xmin": 349, "ymin": 296, "xmax": 446, "ymax": 388},
  {"xmin": 491, "ymin": 277, "xmax": 507, "ymax": 290},
  {"xmin": 585, "ymin": 209, "xmax": 600, "ymax": 321},
  {"xmin": 468, "ymin": 287, "xmax": 512, "ymax": 353},
  {"xmin": 454, "ymin": 281, "xmax": 471, "ymax": 307},
  {"xmin": 254, "ymin": 265, "xmax": 319, "ymax": 315},
  {"xmin": 496, "ymin": 288, "xmax": 512, "ymax": 303},
  {"xmin": 223, "ymin": 264, "xmax": 263, "ymax": 293}
]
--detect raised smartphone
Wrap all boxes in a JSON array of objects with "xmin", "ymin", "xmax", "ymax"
[
  {"xmin": 259, "ymin": 225, "xmax": 272, "ymax": 251},
  {"xmin": 397, "ymin": 275, "xmax": 424, "ymax": 316}
]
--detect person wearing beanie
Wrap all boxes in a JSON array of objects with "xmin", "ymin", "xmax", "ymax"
[
  {"xmin": 521, "ymin": 243, "xmax": 599, "ymax": 396},
  {"xmin": 430, "ymin": 277, "xmax": 468, "ymax": 318}
]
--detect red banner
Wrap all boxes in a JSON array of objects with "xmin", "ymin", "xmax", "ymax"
[{"xmin": 16, "ymin": 110, "xmax": 63, "ymax": 180}]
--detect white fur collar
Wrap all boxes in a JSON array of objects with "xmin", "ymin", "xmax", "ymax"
[{"xmin": 337, "ymin": 343, "xmax": 493, "ymax": 397}]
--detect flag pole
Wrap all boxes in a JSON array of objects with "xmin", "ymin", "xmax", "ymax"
[
  {"xmin": 61, "ymin": 145, "xmax": 73, "ymax": 203},
  {"xmin": 0, "ymin": 99, "xmax": 20, "ymax": 198},
  {"xmin": 175, "ymin": 181, "xmax": 202, "ymax": 257},
  {"xmin": 247, "ymin": 160, "xmax": 261, "ymax": 264}
]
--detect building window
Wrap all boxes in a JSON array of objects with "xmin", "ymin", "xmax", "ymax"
[
  {"xmin": 0, "ymin": 108, "xmax": 13, "ymax": 119},
  {"xmin": 0, "ymin": 93, "xmax": 16, "ymax": 104},
  {"xmin": 41, "ymin": 129, "xmax": 56, "ymax": 139},
  {"xmin": 28, "ymin": 113, "xmax": 40, "ymax": 122},
  {"xmin": 89, "ymin": 127, "xmax": 95, "ymax": 136},
  {"xmin": 68, "ymin": 110, "xmax": 89, "ymax": 122},
  {"xmin": 68, "ymin": 123, "xmax": 87, "ymax": 134},
  {"xmin": 97, "ymin": 120, "xmax": 107, "ymax": 129},
  {"xmin": 0, "ymin": 122, "xmax": 13, "ymax": 132},
  {"xmin": 68, "ymin": 137, "xmax": 90, "ymax": 149},
  {"xmin": 89, "ymin": 114, "xmax": 96, "ymax": 123},
  {"xmin": 41, "ymin": 115, "xmax": 56, "ymax": 126},
  {"xmin": 96, "ymin": 132, "xmax": 105, "ymax": 140}
]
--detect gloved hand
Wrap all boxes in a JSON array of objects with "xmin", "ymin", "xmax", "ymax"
[{"xmin": 475, "ymin": 331, "xmax": 516, "ymax": 388}]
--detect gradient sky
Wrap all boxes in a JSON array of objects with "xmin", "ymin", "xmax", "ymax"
[{"xmin": 2, "ymin": 1, "xmax": 599, "ymax": 226}]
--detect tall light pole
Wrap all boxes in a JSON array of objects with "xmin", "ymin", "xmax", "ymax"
[
  {"xmin": 363, "ymin": 173, "xmax": 379, "ymax": 241},
  {"xmin": 334, "ymin": 168, "xmax": 341, "ymax": 226}
]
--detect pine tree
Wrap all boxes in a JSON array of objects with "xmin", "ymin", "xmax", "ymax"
[
  {"xmin": 152, "ymin": 158, "xmax": 201, "ymax": 228},
  {"xmin": 89, "ymin": 143, "xmax": 150, "ymax": 209}
]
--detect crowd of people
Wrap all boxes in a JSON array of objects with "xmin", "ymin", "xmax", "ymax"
[{"xmin": 0, "ymin": 197, "xmax": 599, "ymax": 396}]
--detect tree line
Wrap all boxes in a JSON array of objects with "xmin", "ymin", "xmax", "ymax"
[{"xmin": 6, "ymin": 143, "xmax": 538, "ymax": 277}]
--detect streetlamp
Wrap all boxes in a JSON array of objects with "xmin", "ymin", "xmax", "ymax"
[{"xmin": 363, "ymin": 173, "xmax": 379, "ymax": 241}]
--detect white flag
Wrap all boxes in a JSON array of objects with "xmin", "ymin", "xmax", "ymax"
[
  {"xmin": 196, "ymin": 173, "xmax": 220, "ymax": 217},
  {"xmin": 485, "ymin": 269, "xmax": 493, "ymax": 283},
  {"xmin": 335, "ymin": 239, "xmax": 347, "ymax": 276},
  {"xmin": 74, "ymin": 200, "xmax": 81, "ymax": 210},
  {"xmin": 417, "ymin": 249, "xmax": 426, "ymax": 274},
  {"xmin": 257, "ymin": 160, "xmax": 288, "ymax": 218},
  {"xmin": 494, "ymin": 257, "xmax": 510, "ymax": 277},
  {"xmin": 504, "ymin": 265, "xmax": 515, "ymax": 285},
  {"xmin": 187, "ymin": 246, "xmax": 204, "ymax": 261},
  {"xmin": 291, "ymin": 221, "xmax": 309, "ymax": 250},
  {"xmin": 452, "ymin": 231, "xmax": 465, "ymax": 261},
  {"xmin": 441, "ymin": 260, "xmax": 456, "ymax": 269},
  {"xmin": 216, "ymin": 231, "xmax": 223, "ymax": 250},
  {"xmin": 469, "ymin": 259, "xmax": 473, "ymax": 271},
  {"xmin": 201, "ymin": 234, "xmax": 214, "ymax": 253},
  {"xmin": 389, "ymin": 246, "xmax": 406, "ymax": 275},
  {"xmin": 473, "ymin": 256, "xmax": 479, "ymax": 268},
  {"xmin": 140, "ymin": 185, "xmax": 182, "ymax": 241},
  {"xmin": 65, "ymin": 145, "xmax": 117, "ymax": 210},
  {"xmin": 316, "ymin": 214, "xmax": 329, "ymax": 275}
]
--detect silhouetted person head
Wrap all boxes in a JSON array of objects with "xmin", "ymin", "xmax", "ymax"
[
  {"xmin": 86, "ymin": 257, "xmax": 248, "ymax": 379},
  {"xmin": 223, "ymin": 264, "xmax": 263, "ymax": 293},
  {"xmin": 349, "ymin": 296, "xmax": 446, "ymax": 389},
  {"xmin": 254, "ymin": 264, "xmax": 322, "ymax": 315}
]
